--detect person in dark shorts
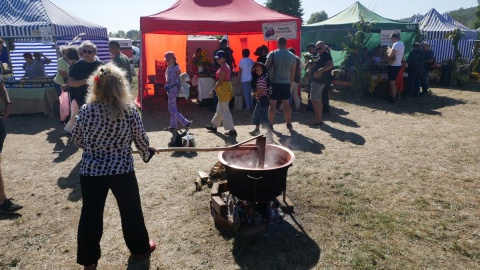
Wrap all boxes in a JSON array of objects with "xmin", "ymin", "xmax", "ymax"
[
  {"xmin": 309, "ymin": 41, "xmax": 333, "ymax": 126},
  {"xmin": 265, "ymin": 37, "xmax": 296, "ymax": 130},
  {"xmin": 386, "ymin": 32, "xmax": 405, "ymax": 102}
]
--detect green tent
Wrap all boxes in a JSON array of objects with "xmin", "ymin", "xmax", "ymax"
[{"xmin": 302, "ymin": 1, "xmax": 419, "ymax": 65}]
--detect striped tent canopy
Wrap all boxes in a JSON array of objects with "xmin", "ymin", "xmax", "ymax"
[
  {"xmin": 424, "ymin": 39, "xmax": 475, "ymax": 63},
  {"xmin": 411, "ymin": 8, "xmax": 478, "ymax": 40},
  {"xmin": 0, "ymin": 0, "xmax": 107, "ymax": 40},
  {"xmin": 442, "ymin": 12, "xmax": 475, "ymax": 32}
]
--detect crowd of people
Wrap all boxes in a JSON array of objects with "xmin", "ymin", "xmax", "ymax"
[
  {"xmin": 195, "ymin": 36, "xmax": 336, "ymax": 135},
  {"xmin": 340, "ymin": 32, "xmax": 436, "ymax": 102}
]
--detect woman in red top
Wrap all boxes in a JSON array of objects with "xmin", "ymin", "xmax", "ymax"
[{"xmin": 205, "ymin": 50, "xmax": 236, "ymax": 136}]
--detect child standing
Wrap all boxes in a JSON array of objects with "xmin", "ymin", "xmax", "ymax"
[
  {"xmin": 238, "ymin": 49, "xmax": 255, "ymax": 110},
  {"xmin": 249, "ymin": 62, "xmax": 271, "ymax": 135}
]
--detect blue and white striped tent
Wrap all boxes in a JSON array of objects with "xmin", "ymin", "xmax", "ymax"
[
  {"xmin": 442, "ymin": 12, "xmax": 478, "ymax": 39},
  {"xmin": 0, "ymin": 0, "xmax": 110, "ymax": 79},
  {"xmin": 0, "ymin": 0, "xmax": 107, "ymax": 40},
  {"xmin": 411, "ymin": 8, "xmax": 479, "ymax": 62}
]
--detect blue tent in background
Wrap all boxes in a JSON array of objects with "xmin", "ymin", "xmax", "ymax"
[
  {"xmin": 0, "ymin": 0, "xmax": 110, "ymax": 79},
  {"xmin": 411, "ymin": 8, "xmax": 478, "ymax": 62},
  {"xmin": 442, "ymin": 12, "xmax": 478, "ymax": 38}
]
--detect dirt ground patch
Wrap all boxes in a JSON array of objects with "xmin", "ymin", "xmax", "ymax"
[{"xmin": 0, "ymin": 82, "xmax": 479, "ymax": 269}]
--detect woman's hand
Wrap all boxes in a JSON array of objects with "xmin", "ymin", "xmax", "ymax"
[{"xmin": 149, "ymin": 146, "xmax": 160, "ymax": 154}]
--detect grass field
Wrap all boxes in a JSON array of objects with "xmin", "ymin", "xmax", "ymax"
[{"xmin": 0, "ymin": 80, "xmax": 479, "ymax": 269}]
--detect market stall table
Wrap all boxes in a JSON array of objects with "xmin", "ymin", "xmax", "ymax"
[
  {"xmin": 197, "ymin": 77, "xmax": 216, "ymax": 102},
  {"xmin": 6, "ymin": 87, "xmax": 58, "ymax": 118}
]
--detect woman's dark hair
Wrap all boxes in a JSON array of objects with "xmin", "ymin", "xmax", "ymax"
[
  {"xmin": 23, "ymin": 52, "xmax": 33, "ymax": 59},
  {"xmin": 250, "ymin": 62, "xmax": 271, "ymax": 90},
  {"xmin": 66, "ymin": 47, "xmax": 80, "ymax": 61}
]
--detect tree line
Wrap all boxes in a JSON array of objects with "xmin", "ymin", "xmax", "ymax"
[{"xmin": 108, "ymin": 0, "xmax": 480, "ymax": 39}]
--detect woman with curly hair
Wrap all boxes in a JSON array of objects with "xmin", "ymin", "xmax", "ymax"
[{"xmin": 72, "ymin": 62, "xmax": 158, "ymax": 269}]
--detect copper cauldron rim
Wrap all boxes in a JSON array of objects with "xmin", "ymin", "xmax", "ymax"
[{"xmin": 217, "ymin": 143, "xmax": 295, "ymax": 171}]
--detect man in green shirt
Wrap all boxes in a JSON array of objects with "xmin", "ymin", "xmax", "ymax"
[{"xmin": 108, "ymin": 40, "xmax": 133, "ymax": 83}]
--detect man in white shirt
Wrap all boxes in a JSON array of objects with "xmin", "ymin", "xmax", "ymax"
[
  {"xmin": 238, "ymin": 49, "xmax": 255, "ymax": 110},
  {"xmin": 386, "ymin": 32, "xmax": 404, "ymax": 102}
]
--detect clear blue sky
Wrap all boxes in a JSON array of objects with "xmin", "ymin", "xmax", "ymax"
[{"xmin": 49, "ymin": 0, "xmax": 478, "ymax": 33}]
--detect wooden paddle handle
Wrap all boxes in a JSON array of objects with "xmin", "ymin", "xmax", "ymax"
[{"xmin": 133, "ymin": 145, "xmax": 258, "ymax": 154}]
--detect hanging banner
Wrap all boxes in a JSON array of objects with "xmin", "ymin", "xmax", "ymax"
[
  {"xmin": 381, "ymin": 30, "xmax": 401, "ymax": 46},
  {"xmin": 32, "ymin": 27, "xmax": 53, "ymax": 43},
  {"xmin": 262, "ymin": 22, "xmax": 297, "ymax": 41},
  {"xmin": 40, "ymin": 27, "xmax": 53, "ymax": 43}
]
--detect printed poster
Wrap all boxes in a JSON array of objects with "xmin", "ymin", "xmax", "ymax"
[
  {"xmin": 32, "ymin": 27, "xmax": 53, "ymax": 43},
  {"xmin": 262, "ymin": 22, "xmax": 297, "ymax": 41}
]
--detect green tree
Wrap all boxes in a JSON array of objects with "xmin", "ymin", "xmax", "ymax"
[
  {"xmin": 126, "ymin": 30, "xmax": 140, "ymax": 40},
  {"xmin": 265, "ymin": 0, "xmax": 304, "ymax": 20},
  {"xmin": 342, "ymin": 17, "xmax": 373, "ymax": 97},
  {"xmin": 306, "ymin": 11, "xmax": 328, "ymax": 24},
  {"xmin": 114, "ymin": 30, "xmax": 126, "ymax": 38},
  {"xmin": 449, "ymin": 8, "xmax": 466, "ymax": 25},
  {"xmin": 474, "ymin": 0, "xmax": 480, "ymax": 29}
]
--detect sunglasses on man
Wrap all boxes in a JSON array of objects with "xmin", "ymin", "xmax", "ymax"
[
  {"xmin": 83, "ymin": 50, "xmax": 94, "ymax": 54},
  {"xmin": 315, "ymin": 47, "xmax": 323, "ymax": 51}
]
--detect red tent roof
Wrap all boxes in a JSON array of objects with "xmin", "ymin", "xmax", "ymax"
[{"xmin": 140, "ymin": 0, "xmax": 301, "ymax": 35}]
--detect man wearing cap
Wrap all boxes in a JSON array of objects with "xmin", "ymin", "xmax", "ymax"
[{"xmin": 265, "ymin": 37, "xmax": 296, "ymax": 130}]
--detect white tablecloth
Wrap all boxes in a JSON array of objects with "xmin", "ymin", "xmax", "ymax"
[{"xmin": 197, "ymin": 77, "xmax": 215, "ymax": 101}]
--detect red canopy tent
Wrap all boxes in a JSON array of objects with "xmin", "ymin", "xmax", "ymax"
[{"xmin": 138, "ymin": 0, "xmax": 301, "ymax": 107}]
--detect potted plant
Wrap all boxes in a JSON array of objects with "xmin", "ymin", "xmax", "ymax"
[{"xmin": 192, "ymin": 49, "xmax": 211, "ymax": 72}]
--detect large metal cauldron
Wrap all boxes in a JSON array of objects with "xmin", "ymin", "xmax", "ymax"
[{"xmin": 218, "ymin": 144, "xmax": 294, "ymax": 202}]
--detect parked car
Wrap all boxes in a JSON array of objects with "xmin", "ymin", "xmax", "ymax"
[{"xmin": 132, "ymin": 46, "xmax": 140, "ymax": 67}]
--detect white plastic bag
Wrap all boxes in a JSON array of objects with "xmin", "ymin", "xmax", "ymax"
[{"xmin": 179, "ymin": 73, "xmax": 190, "ymax": 99}]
